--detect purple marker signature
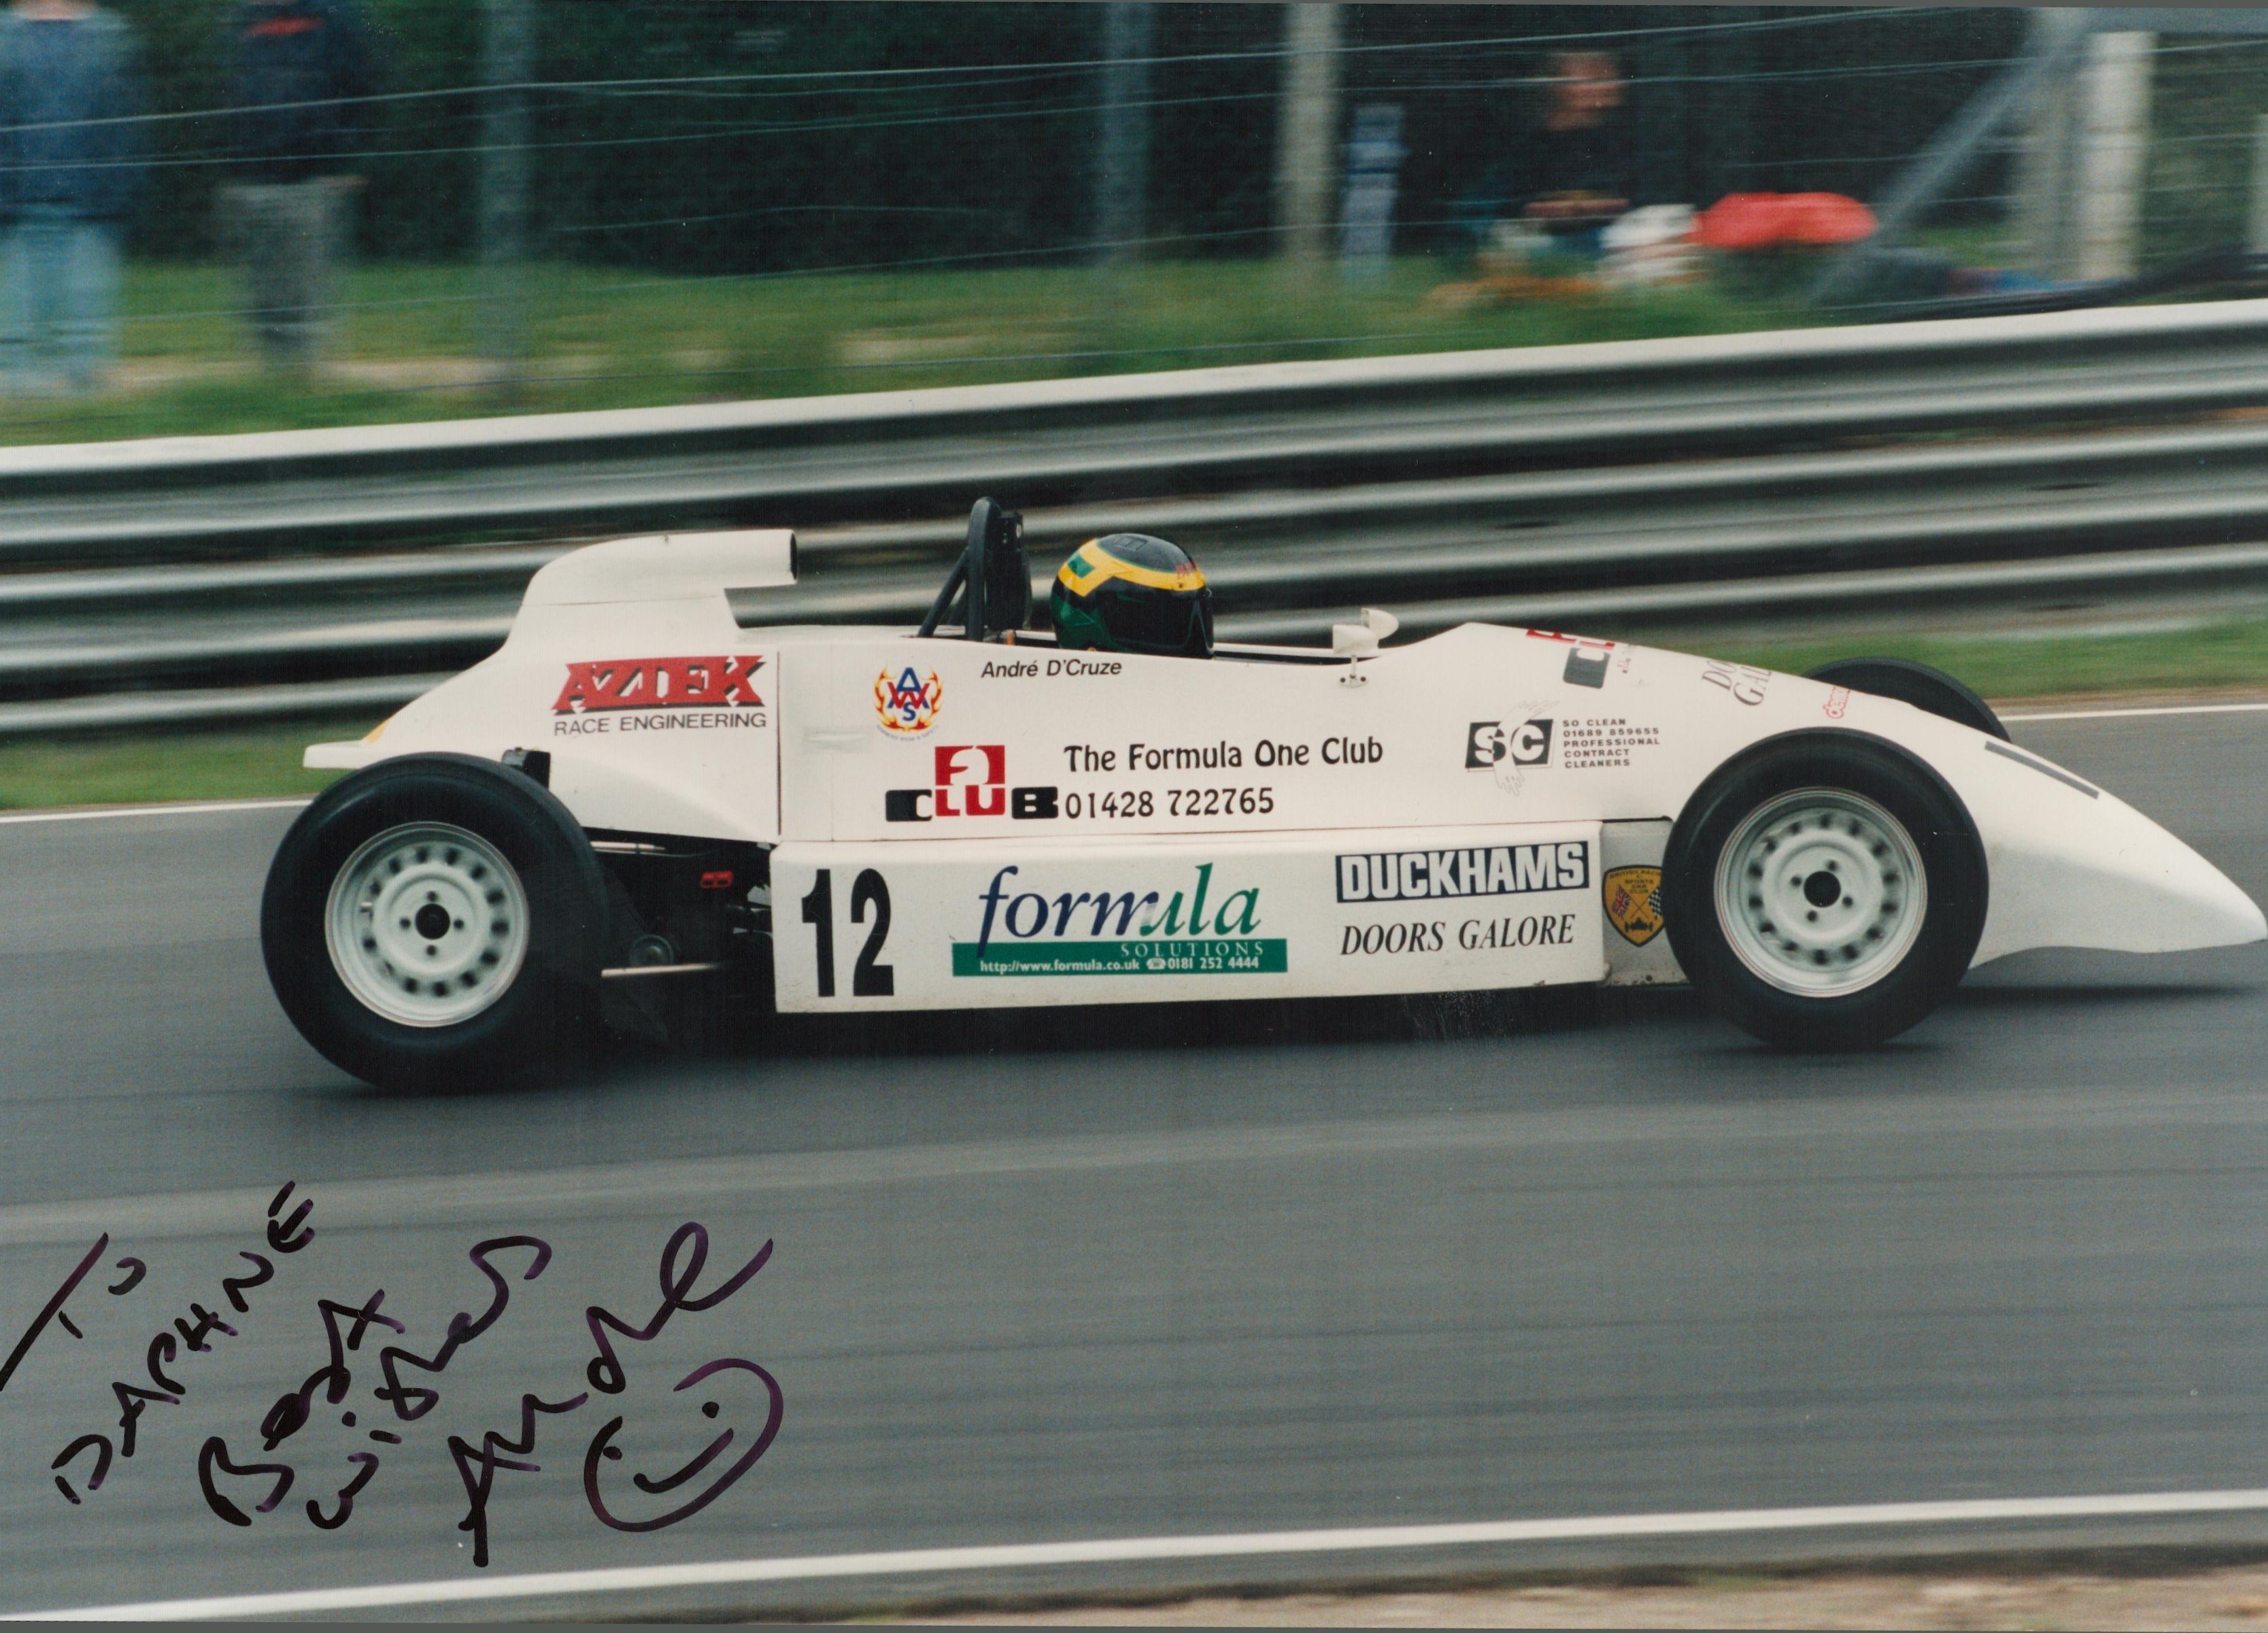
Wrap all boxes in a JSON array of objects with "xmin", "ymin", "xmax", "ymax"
[
  {"xmin": 182, "ymin": 1218, "xmax": 778, "ymax": 1569},
  {"xmin": 35, "ymin": 1181, "xmax": 313, "ymax": 1507}
]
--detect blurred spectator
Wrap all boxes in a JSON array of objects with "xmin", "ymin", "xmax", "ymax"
[
  {"xmin": 1520, "ymin": 50, "xmax": 1636, "ymax": 244},
  {"xmin": 0, "ymin": 0, "xmax": 144, "ymax": 395},
  {"xmin": 224, "ymin": 0, "xmax": 376, "ymax": 377},
  {"xmin": 1456, "ymin": 50, "xmax": 1637, "ymax": 263}
]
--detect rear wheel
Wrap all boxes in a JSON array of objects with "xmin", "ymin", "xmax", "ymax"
[
  {"xmin": 1664, "ymin": 732, "xmax": 1987, "ymax": 1049},
  {"xmin": 323, "ymin": 821, "xmax": 530, "ymax": 1027},
  {"xmin": 262, "ymin": 754, "xmax": 607, "ymax": 1090}
]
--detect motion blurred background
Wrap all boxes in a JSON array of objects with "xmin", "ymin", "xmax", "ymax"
[
  {"xmin": 9, "ymin": 3, "xmax": 2231, "ymax": 435},
  {"xmin": 11, "ymin": 3, "xmax": 2268, "ymax": 804}
]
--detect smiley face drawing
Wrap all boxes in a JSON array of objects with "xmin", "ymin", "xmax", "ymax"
[{"xmin": 582, "ymin": 1356, "xmax": 783, "ymax": 1532}]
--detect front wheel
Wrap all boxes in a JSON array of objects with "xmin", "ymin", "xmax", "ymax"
[
  {"xmin": 261, "ymin": 754, "xmax": 608, "ymax": 1090},
  {"xmin": 1804, "ymin": 656, "xmax": 2008, "ymax": 741},
  {"xmin": 1663, "ymin": 732, "xmax": 1988, "ymax": 1049}
]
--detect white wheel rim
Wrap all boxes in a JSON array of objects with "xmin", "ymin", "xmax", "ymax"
[
  {"xmin": 324, "ymin": 822, "xmax": 530, "ymax": 1028},
  {"xmin": 1714, "ymin": 788, "xmax": 1927, "ymax": 998}
]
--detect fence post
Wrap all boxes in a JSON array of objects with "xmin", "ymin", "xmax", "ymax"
[
  {"xmin": 1814, "ymin": 7, "xmax": 2093, "ymax": 305},
  {"xmin": 479, "ymin": 0, "xmax": 534, "ymax": 399},
  {"xmin": 1274, "ymin": 3, "xmax": 1342, "ymax": 270},
  {"xmin": 1096, "ymin": 3, "xmax": 1155, "ymax": 265},
  {"xmin": 2071, "ymin": 31, "xmax": 2154, "ymax": 281},
  {"xmin": 1702, "ymin": 8, "xmax": 1757, "ymax": 207},
  {"xmin": 2016, "ymin": 24, "xmax": 2154, "ymax": 281},
  {"xmin": 2012, "ymin": 18, "xmax": 2080, "ymax": 276}
]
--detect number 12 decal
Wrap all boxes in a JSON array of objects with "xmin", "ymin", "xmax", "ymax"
[{"xmin": 798, "ymin": 869, "xmax": 894, "ymax": 998}]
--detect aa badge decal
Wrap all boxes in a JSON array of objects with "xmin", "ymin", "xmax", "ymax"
[
  {"xmin": 1604, "ymin": 864, "xmax": 1665, "ymax": 947},
  {"xmin": 875, "ymin": 665, "xmax": 944, "ymax": 736}
]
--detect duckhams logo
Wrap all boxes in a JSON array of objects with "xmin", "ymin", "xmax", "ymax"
[
  {"xmin": 886, "ymin": 745, "xmax": 1060, "ymax": 822},
  {"xmin": 1702, "ymin": 660, "xmax": 1772, "ymax": 706},
  {"xmin": 1336, "ymin": 841, "xmax": 1589, "ymax": 903},
  {"xmin": 875, "ymin": 666, "xmax": 944, "ymax": 736},
  {"xmin": 953, "ymin": 862, "xmax": 1286, "ymax": 977},
  {"xmin": 554, "ymin": 656, "xmax": 764, "ymax": 713}
]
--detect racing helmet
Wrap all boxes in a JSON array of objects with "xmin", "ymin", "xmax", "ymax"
[{"xmin": 1050, "ymin": 533, "xmax": 1214, "ymax": 659}]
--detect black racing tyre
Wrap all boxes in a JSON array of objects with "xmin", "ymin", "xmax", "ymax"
[
  {"xmin": 260, "ymin": 754, "xmax": 608, "ymax": 1090},
  {"xmin": 1804, "ymin": 656, "xmax": 2009, "ymax": 741},
  {"xmin": 1663, "ymin": 731, "xmax": 1988, "ymax": 1050}
]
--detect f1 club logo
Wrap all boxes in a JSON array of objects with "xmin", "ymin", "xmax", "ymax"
[
  {"xmin": 554, "ymin": 656, "xmax": 764, "ymax": 713},
  {"xmin": 887, "ymin": 745, "xmax": 1060, "ymax": 822},
  {"xmin": 1466, "ymin": 718, "xmax": 1553, "ymax": 769}
]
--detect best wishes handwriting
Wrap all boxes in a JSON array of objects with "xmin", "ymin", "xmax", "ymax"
[{"xmin": 2, "ymin": 1188, "xmax": 781, "ymax": 1568}]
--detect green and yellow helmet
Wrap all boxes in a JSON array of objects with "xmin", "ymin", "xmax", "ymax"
[{"xmin": 1050, "ymin": 534, "xmax": 1215, "ymax": 659}]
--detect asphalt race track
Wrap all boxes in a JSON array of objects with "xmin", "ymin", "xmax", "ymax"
[{"xmin": 5, "ymin": 707, "xmax": 2268, "ymax": 1619}]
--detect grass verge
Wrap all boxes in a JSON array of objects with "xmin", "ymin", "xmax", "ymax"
[
  {"xmin": 6, "ymin": 256, "xmax": 1799, "ymax": 445},
  {"xmin": 0, "ymin": 715, "xmax": 372, "ymax": 811},
  {"xmin": 8, "ymin": 620, "xmax": 2268, "ymax": 811},
  {"xmin": 1705, "ymin": 618, "xmax": 2268, "ymax": 702}
]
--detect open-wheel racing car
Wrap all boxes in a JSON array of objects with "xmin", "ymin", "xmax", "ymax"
[{"xmin": 261, "ymin": 499, "xmax": 2267, "ymax": 1089}]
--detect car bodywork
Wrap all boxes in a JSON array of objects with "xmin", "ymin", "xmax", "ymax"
[{"xmin": 306, "ymin": 529, "xmax": 2267, "ymax": 1014}]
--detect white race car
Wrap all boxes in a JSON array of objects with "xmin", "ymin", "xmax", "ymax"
[{"xmin": 261, "ymin": 501, "xmax": 2266, "ymax": 1088}]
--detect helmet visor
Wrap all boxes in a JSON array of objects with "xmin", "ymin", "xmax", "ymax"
[{"xmin": 1098, "ymin": 585, "xmax": 1212, "ymax": 655}]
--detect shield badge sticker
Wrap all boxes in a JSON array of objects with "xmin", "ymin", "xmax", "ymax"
[{"xmin": 1604, "ymin": 864, "xmax": 1665, "ymax": 946}]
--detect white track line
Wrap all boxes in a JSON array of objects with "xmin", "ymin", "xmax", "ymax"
[
  {"xmin": 22, "ymin": 1488, "xmax": 2268, "ymax": 1621},
  {"xmin": 0, "ymin": 798, "xmax": 310, "ymax": 828},
  {"xmin": 2003, "ymin": 701, "xmax": 2268, "ymax": 723}
]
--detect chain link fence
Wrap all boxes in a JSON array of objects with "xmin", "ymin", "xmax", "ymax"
[{"xmin": 0, "ymin": 3, "xmax": 2254, "ymax": 443}]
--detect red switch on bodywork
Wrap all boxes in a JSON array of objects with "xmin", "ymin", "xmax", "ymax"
[{"xmin": 699, "ymin": 871, "xmax": 734, "ymax": 891}]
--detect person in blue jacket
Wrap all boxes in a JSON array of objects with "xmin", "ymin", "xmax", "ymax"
[
  {"xmin": 225, "ymin": 0, "xmax": 377, "ymax": 375},
  {"xmin": 0, "ymin": 0, "xmax": 144, "ymax": 394}
]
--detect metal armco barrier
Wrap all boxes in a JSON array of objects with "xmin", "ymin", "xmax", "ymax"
[{"xmin": 12, "ymin": 298, "xmax": 2268, "ymax": 735}]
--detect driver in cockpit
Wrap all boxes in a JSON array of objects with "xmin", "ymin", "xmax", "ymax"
[{"xmin": 1049, "ymin": 533, "xmax": 1214, "ymax": 660}]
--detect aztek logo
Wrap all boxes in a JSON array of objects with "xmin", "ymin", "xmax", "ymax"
[
  {"xmin": 886, "ymin": 745, "xmax": 1060, "ymax": 822},
  {"xmin": 1465, "ymin": 718, "xmax": 1553, "ymax": 769},
  {"xmin": 554, "ymin": 656, "xmax": 763, "ymax": 713}
]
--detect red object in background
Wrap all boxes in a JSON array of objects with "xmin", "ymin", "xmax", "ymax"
[
  {"xmin": 700, "ymin": 871, "xmax": 734, "ymax": 891},
  {"xmin": 1694, "ymin": 192, "xmax": 1877, "ymax": 250}
]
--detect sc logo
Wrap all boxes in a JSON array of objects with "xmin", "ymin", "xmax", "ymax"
[{"xmin": 1465, "ymin": 718, "xmax": 1553, "ymax": 770}]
